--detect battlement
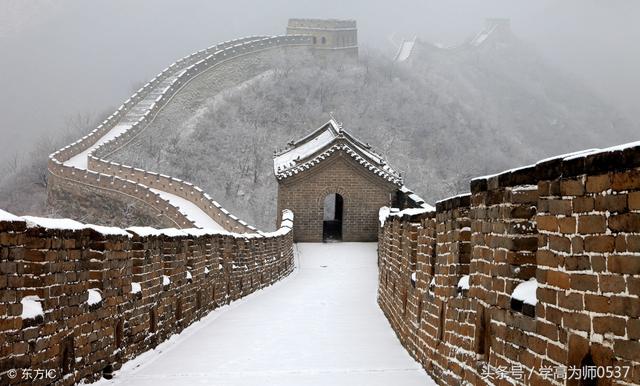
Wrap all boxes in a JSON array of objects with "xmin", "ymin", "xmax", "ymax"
[
  {"xmin": 378, "ymin": 141, "xmax": 640, "ymax": 385},
  {"xmin": 287, "ymin": 18, "xmax": 357, "ymax": 30},
  {"xmin": 287, "ymin": 18, "xmax": 358, "ymax": 57}
]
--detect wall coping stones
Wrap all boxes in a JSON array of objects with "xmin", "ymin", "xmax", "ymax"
[
  {"xmin": 470, "ymin": 141, "xmax": 640, "ymax": 193},
  {"xmin": 435, "ymin": 193, "xmax": 471, "ymax": 212}
]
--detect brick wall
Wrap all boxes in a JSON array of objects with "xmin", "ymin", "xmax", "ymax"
[
  {"xmin": 277, "ymin": 151, "xmax": 398, "ymax": 242},
  {"xmin": 48, "ymin": 35, "xmax": 314, "ymax": 232},
  {"xmin": 378, "ymin": 144, "xmax": 640, "ymax": 385},
  {"xmin": 0, "ymin": 211, "xmax": 294, "ymax": 385}
]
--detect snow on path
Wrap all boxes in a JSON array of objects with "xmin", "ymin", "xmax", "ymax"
[
  {"xmin": 97, "ymin": 243, "xmax": 435, "ymax": 386},
  {"xmin": 395, "ymin": 38, "xmax": 416, "ymax": 62},
  {"xmin": 65, "ymin": 123, "xmax": 133, "ymax": 169},
  {"xmin": 148, "ymin": 188, "xmax": 225, "ymax": 231}
]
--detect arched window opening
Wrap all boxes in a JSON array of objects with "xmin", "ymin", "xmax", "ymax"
[
  {"xmin": 580, "ymin": 353, "xmax": 598, "ymax": 386},
  {"xmin": 321, "ymin": 36, "xmax": 326, "ymax": 44},
  {"xmin": 312, "ymin": 36, "xmax": 317, "ymax": 44},
  {"xmin": 323, "ymin": 193, "xmax": 343, "ymax": 241}
]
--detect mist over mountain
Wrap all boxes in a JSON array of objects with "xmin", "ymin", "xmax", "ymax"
[{"xmin": 105, "ymin": 24, "xmax": 636, "ymax": 230}]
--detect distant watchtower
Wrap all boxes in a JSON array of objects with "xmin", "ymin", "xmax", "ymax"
[{"xmin": 287, "ymin": 18, "xmax": 358, "ymax": 58}]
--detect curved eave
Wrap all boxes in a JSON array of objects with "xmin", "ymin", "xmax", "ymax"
[{"xmin": 275, "ymin": 143, "xmax": 403, "ymax": 186}]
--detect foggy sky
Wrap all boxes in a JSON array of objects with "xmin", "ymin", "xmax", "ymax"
[{"xmin": 1, "ymin": 0, "xmax": 639, "ymax": 164}]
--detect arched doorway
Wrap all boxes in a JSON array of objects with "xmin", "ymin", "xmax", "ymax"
[{"xmin": 323, "ymin": 193, "xmax": 343, "ymax": 241}]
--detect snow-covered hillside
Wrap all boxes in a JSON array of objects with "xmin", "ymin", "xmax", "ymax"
[{"xmin": 109, "ymin": 33, "xmax": 636, "ymax": 230}]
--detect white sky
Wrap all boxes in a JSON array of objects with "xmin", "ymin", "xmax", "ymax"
[{"xmin": 0, "ymin": 0, "xmax": 638, "ymax": 163}]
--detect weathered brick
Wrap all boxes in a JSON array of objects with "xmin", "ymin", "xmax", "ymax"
[
  {"xmin": 608, "ymin": 213, "xmax": 640, "ymax": 233},
  {"xmin": 572, "ymin": 197, "xmax": 594, "ymax": 213},
  {"xmin": 614, "ymin": 340, "xmax": 640, "ymax": 361},
  {"xmin": 599, "ymin": 275, "xmax": 626, "ymax": 293},
  {"xmin": 547, "ymin": 271, "xmax": 571, "ymax": 289},
  {"xmin": 584, "ymin": 235, "xmax": 615, "ymax": 253},
  {"xmin": 560, "ymin": 179, "xmax": 585, "ymax": 196},
  {"xmin": 586, "ymin": 174, "xmax": 611, "ymax": 193},
  {"xmin": 564, "ymin": 255, "xmax": 590, "ymax": 271},
  {"xmin": 558, "ymin": 292, "xmax": 583, "ymax": 310},
  {"xmin": 536, "ymin": 216, "xmax": 558, "ymax": 232},
  {"xmin": 558, "ymin": 217, "xmax": 576, "ymax": 234},
  {"xmin": 630, "ymin": 191, "xmax": 640, "ymax": 210},
  {"xmin": 593, "ymin": 316, "xmax": 625, "ymax": 336},
  {"xmin": 584, "ymin": 294, "xmax": 611, "ymax": 313},
  {"xmin": 570, "ymin": 274, "xmax": 598, "ymax": 291},
  {"xmin": 595, "ymin": 194, "xmax": 627, "ymax": 213},
  {"xmin": 548, "ymin": 200, "xmax": 572, "ymax": 216},
  {"xmin": 607, "ymin": 255, "xmax": 640, "ymax": 275},
  {"xmin": 611, "ymin": 169, "xmax": 640, "ymax": 191},
  {"xmin": 549, "ymin": 235, "xmax": 572, "ymax": 253},
  {"xmin": 577, "ymin": 215, "xmax": 606, "ymax": 234}
]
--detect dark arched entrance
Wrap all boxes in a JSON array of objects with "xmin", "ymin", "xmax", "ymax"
[{"xmin": 323, "ymin": 193, "xmax": 343, "ymax": 241}]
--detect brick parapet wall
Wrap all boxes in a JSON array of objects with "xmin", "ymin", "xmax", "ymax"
[
  {"xmin": 48, "ymin": 35, "xmax": 315, "ymax": 233},
  {"xmin": 0, "ymin": 211, "xmax": 294, "ymax": 385},
  {"xmin": 378, "ymin": 144, "xmax": 640, "ymax": 385}
]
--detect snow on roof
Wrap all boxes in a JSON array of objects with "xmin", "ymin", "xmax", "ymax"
[
  {"xmin": 511, "ymin": 278, "xmax": 538, "ymax": 306},
  {"xmin": 0, "ymin": 209, "xmax": 23, "ymax": 222},
  {"xmin": 274, "ymin": 119, "xmax": 402, "ymax": 185},
  {"xmin": 21, "ymin": 296, "xmax": 44, "ymax": 319}
]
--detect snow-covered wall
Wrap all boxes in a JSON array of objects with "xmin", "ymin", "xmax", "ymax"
[
  {"xmin": 377, "ymin": 142, "xmax": 640, "ymax": 385},
  {"xmin": 0, "ymin": 209, "xmax": 294, "ymax": 384},
  {"xmin": 48, "ymin": 35, "xmax": 314, "ymax": 232}
]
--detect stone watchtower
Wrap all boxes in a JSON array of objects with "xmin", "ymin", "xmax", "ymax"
[
  {"xmin": 273, "ymin": 119, "xmax": 402, "ymax": 242},
  {"xmin": 287, "ymin": 18, "xmax": 358, "ymax": 57}
]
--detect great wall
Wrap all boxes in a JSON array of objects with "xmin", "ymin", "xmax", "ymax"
[
  {"xmin": 1, "ymin": 17, "xmax": 639, "ymax": 385},
  {"xmin": 378, "ymin": 143, "xmax": 640, "ymax": 385}
]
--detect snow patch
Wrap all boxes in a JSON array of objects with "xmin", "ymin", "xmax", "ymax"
[
  {"xmin": 131, "ymin": 282, "xmax": 142, "ymax": 294},
  {"xmin": 186, "ymin": 271, "xmax": 193, "ymax": 280},
  {"xmin": 21, "ymin": 296, "xmax": 44, "ymax": 319},
  {"xmin": 512, "ymin": 278, "xmax": 538, "ymax": 305},
  {"xmin": 395, "ymin": 38, "xmax": 417, "ymax": 62},
  {"xmin": 163, "ymin": 275, "xmax": 171, "ymax": 286},
  {"xmin": 0, "ymin": 209, "xmax": 23, "ymax": 222},
  {"xmin": 149, "ymin": 189, "xmax": 225, "ymax": 231},
  {"xmin": 22, "ymin": 216, "xmax": 85, "ymax": 230},
  {"xmin": 87, "ymin": 289, "xmax": 102, "ymax": 306},
  {"xmin": 457, "ymin": 275, "xmax": 470, "ymax": 290}
]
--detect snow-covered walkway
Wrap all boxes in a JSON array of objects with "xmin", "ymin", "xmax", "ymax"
[{"xmin": 98, "ymin": 243, "xmax": 434, "ymax": 386}]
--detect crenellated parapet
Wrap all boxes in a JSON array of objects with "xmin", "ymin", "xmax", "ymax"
[
  {"xmin": 48, "ymin": 34, "xmax": 315, "ymax": 232},
  {"xmin": 0, "ymin": 209, "xmax": 294, "ymax": 385},
  {"xmin": 378, "ymin": 141, "xmax": 640, "ymax": 385}
]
